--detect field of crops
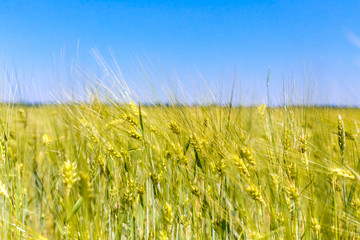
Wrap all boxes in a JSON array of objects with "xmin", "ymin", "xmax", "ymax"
[{"xmin": 0, "ymin": 101, "xmax": 360, "ymax": 239}]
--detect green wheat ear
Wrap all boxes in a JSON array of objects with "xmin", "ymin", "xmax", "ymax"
[{"xmin": 338, "ymin": 114, "xmax": 345, "ymax": 155}]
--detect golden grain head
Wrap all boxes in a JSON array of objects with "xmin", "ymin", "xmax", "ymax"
[
  {"xmin": 129, "ymin": 101, "xmax": 139, "ymax": 117},
  {"xmin": 245, "ymin": 185, "xmax": 264, "ymax": 204},
  {"xmin": 329, "ymin": 168, "xmax": 355, "ymax": 180},
  {"xmin": 286, "ymin": 183, "xmax": 299, "ymax": 204},
  {"xmin": 62, "ymin": 159, "xmax": 78, "ymax": 192},
  {"xmin": 123, "ymin": 113, "xmax": 138, "ymax": 126},
  {"xmin": 128, "ymin": 129, "xmax": 142, "ymax": 140}
]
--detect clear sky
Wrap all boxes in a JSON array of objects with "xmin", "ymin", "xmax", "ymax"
[{"xmin": 1, "ymin": 0, "xmax": 360, "ymax": 105}]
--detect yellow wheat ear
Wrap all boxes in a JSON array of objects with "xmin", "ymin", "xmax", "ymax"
[
  {"xmin": 129, "ymin": 101, "xmax": 139, "ymax": 117},
  {"xmin": 286, "ymin": 183, "xmax": 299, "ymax": 205},
  {"xmin": 128, "ymin": 129, "xmax": 142, "ymax": 140},
  {"xmin": 245, "ymin": 185, "xmax": 265, "ymax": 204},
  {"xmin": 231, "ymin": 155, "xmax": 249, "ymax": 177},
  {"xmin": 62, "ymin": 160, "xmax": 78, "ymax": 194},
  {"xmin": 123, "ymin": 113, "xmax": 138, "ymax": 126},
  {"xmin": 163, "ymin": 202, "xmax": 173, "ymax": 227},
  {"xmin": 330, "ymin": 168, "xmax": 355, "ymax": 180},
  {"xmin": 240, "ymin": 146, "xmax": 256, "ymax": 167}
]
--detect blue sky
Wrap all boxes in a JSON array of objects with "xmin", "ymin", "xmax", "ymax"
[{"xmin": 1, "ymin": 0, "xmax": 360, "ymax": 105}]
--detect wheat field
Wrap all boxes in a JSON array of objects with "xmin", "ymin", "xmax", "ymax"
[{"xmin": 0, "ymin": 97, "xmax": 359, "ymax": 239}]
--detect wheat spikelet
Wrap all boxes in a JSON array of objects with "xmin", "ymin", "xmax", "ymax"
[
  {"xmin": 329, "ymin": 168, "xmax": 355, "ymax": 180},
  {"xmin": 231, "ymin": 155, "xmax": 249, "ymax": 177},
  {"xmin": 123, "ymin": 113, "xmax": 138, "ymax": 126},
  {"xmin": 338, "ymin": 114, "xmax": 345, "ymax": 154},
  {"xmin": 171, "ymin": 143, "xmax": 188, "ymax": 165},
  {"xmin": 122, "ymin": 188, "xmax": 134, "ymax": 206},
  {"xmin": 190, "ymin": 133, "xmax": 202, "ymax": 153},
  {"xmin": 62, "ymin": 160, "xmax": 78, "ymax": 194},
  {"xmin": 240, "ymin": 146, "xmax": 256, "ymax": 167},
  {"xmin": 245, "ymin": 185, "xmax": 264, "ymax": 204},
  {"xmin": 191, "ymin": 183, "xmax": 200, "ymax": 197},
  {"xmin": 168, "ymin": 121, "xmax": 180, "ymax": 135},
  {"xmin": 106, "ymin": 143, "xmax": 122, "ymax": 159},
  {"xmin": 128, "ymin": 129, "xmax": 142, "ymax": 140},
  {"xmin": 282, "ymin": 128, "xmax": 291, "ymax": 151},
  {"xmin": 216, "ymin": 158, "xmax": 226, "ymax": 176},
  {"xmin": 270, "ymin": 173, "xmax": 280, "ymax": 193},
  {"xmin": 286, "ymin": 183, "xmax": 299, "ymax": 204},
  {"xmin": 150, "ymin": 125, "xmax": 162, "ymax": 137},
  {"xmin": 163, "ymin": 202, "xmax": 173, "ymax": 227},
  {"xmin": 97, "ymin": 154, "xmax": 107, "ymax": 173},
  {"xmin": 129, "ymin": 101, "xmax": 139, "ymax": 117},
  {"xmin": 298, "ymin": 133, "xmax": 307, "ymax": 153}
]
